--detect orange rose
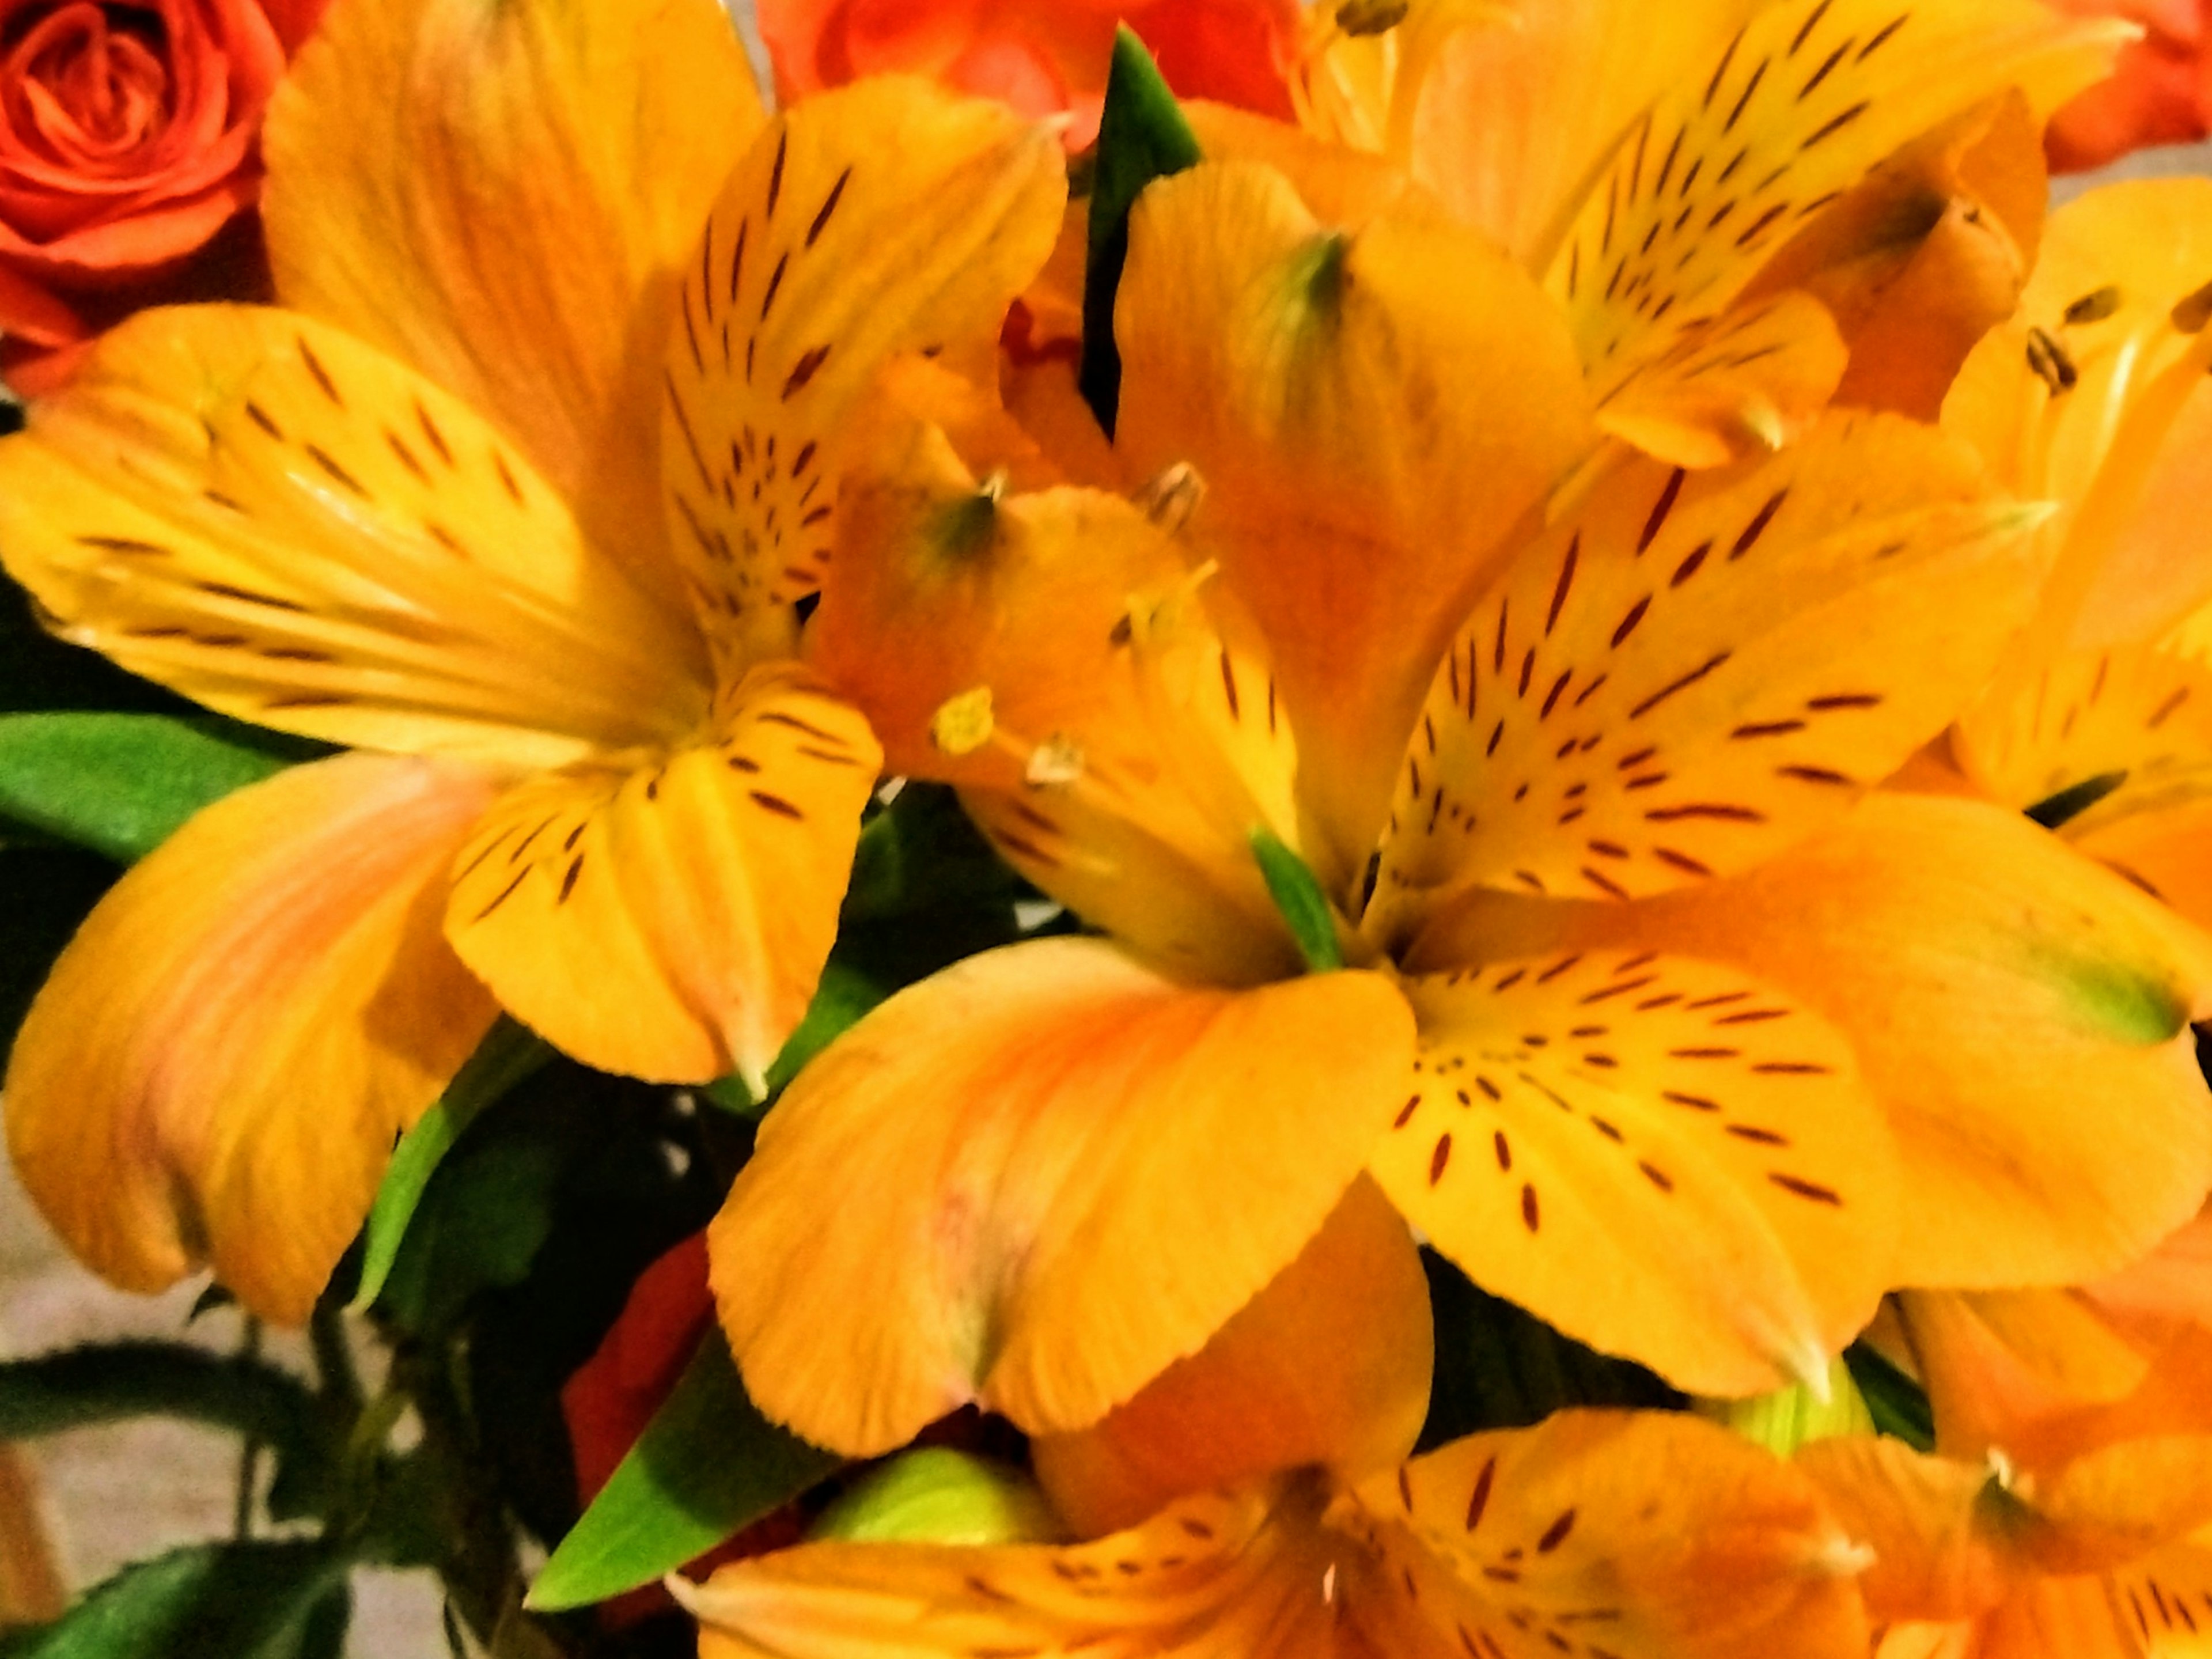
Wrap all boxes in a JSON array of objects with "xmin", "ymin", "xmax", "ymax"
[
  {"xmin": 0, "ymin": 0, "xmax": 323, "ymax": 394},
  {"xmin": 2045, "ymin": 0, "xmax": 2211, "ymax": 170},
  {"xmin": 757, "ymin": 0, "xmax": 1300, "ymax": 148}
]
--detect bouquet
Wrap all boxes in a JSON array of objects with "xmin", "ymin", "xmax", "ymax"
[{"xmin": 0, "ymin": 0, "xmax": 2210, "ymax": 1654}]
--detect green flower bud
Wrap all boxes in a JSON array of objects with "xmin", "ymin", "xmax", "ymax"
[{"xmin": 809, "ymin": 1449, "xmax": 1065, "ymax": 1547}]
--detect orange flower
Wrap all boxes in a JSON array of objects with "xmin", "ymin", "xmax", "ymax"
[
  {"xmin": 0, "ymin": 0, "xmax": 334, "ymax": 396},
  {"xmin": 2044, "ymin": 1, "xmax": 2211, "ymax": 171},
  {"xmin": 756, "ymin": 0, "xmax": 1300, "ymax": 146}
]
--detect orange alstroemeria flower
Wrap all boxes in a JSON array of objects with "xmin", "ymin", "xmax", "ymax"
[
  {"xmin": 0, "ymin": 0, "xmax": 1071, "ymax": 1321},
  {"xmin": 683, "ymin": 1180, "xmax": 1874, "ymax": 1659},
  {"xmin": 699, "ymin": 1, "xmax": 2212, "ymax": 1468}
]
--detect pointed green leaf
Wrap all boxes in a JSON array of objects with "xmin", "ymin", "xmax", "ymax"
[
  {"xmin": 1080, "ymin": 28, "xmax": 1201, "ymax": 434},
  {"xmin": 0, "ymin": 712, "xmax": 324, "ymax": 863},
  {"xmin": 7, "ymin": 1541, "xmax": 346, "ymax": 1658},
  {"xmin": 1844, "ymin": 1341, "xmax": 1937, "ymax": 1452},
  {"xmin": 527, "ymin": 1328, "xmax": 835, "ymax": 1611},
  {"xmin": 351, "ymin": 1018, "xmax": 552, "ymax": 1313}
]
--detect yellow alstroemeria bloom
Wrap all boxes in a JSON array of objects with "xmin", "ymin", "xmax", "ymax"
[
  {"xmin": 699, "ymin": 85, "xmax": 2212, "ymax": 1463},
  {"xmin": 1938, "ymin": 180, "xmax": 2212, "ymax": 941},
  {"xmin": 0, "ymin": 0, "xmax": 1068, "ymax": 1320},
  {"xmin": 1801, "ymin": 1310, "xmax": 2212, "ymax": 1658},
  {"xmin": 682, "ymin": 1179, "xmax": 1874, "ymax": 1659},
  {"xmin": 1275, "ymin": 0, "xmax": 2131, "ymax": 463}
]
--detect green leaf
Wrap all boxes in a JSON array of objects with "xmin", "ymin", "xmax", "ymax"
[
  {"xmin": 1417, "ymin": 1249, "xmax": 1683, "ymax": 1449},
  {"xmin": 0, "ymin": 1341, "xmax": 336, "ymax": 1520},
  {"xmin": 1078, "ymin": 27, "xmax": 1201, "ymax": 435},
  {"xmin": 7, "ymin": 1541, "xmax": 347, "ymax": 1658},
  {"xmin": 0, "ymin": 712, "xmax": 326, "ymax": 863},
  {"xmin": 527, "ymin": 1328, "xmax": 836, "ymax": 1611},
  {"xmin": 352, "ymin": 1018, "xmax": 553, "ymax": 1312},
  {"xmin": 1844, "ymin": 1341, "xmax": 1936, "ymax": 1452}
]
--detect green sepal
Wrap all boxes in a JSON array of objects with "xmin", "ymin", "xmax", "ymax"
[
  {"xmin": 527, "ymin": 1328, "xmax": 836, "ymax": 1611},
  {"xmin": 1249, "ymin": 827, "xmax": 1343, "ymax": 972},
  {"xmin": 1079, "ymin": 27, "xmax": 1202, "ymax": 435},
  {"xmin": 0, "ymin": 711, "xmax": 324, "ymax": 863},
  {"xmin": 351, "ymin": 1018, "xmax": 552, "ymax": 1313},
  {"xmin": 0, "ymin": 1540, "xmax": 348, "ymax": 1659}
]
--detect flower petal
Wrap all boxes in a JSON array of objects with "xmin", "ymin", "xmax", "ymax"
[
  {"xmin": 1416, "ymin": 794, "xmax": 2212, "ymax": 1289},
  {"xmin": 0, "ymin": 305, "xmax": 710, "ymax": 770},
  {"xmin": 681, "ymin": 1484, "xmax": 1343, "ymax": 1659},
  {"xmin": 1794, "ymin": 1436, "xmax": 2006, "ymax": 1625},
  {"xmin": 5, "ymin": 753, "xmax": 498, "ymax": 1321},
  {"xmin": 1547, "ymin": 0, "xmax": 2123, "ymax": 426},
  {"xmin": 709, "ymin": 936, "xmax": 1416, "ymax": 1454},
  {"xmin": 1353, "ymin": 1410, "xmax": 1872, "ymax": 1659},
  {"xmin": 662, "ymin": 78, "xmax": 1065, "ymax": 660},
  {"xmin": 1373, "ymin": 948, "xmax": 1894, "ymax": 1395},
  {"xmin": 444, "ymin": 664, "xmax": 878, "ymax": 1087},
  {"xmin": 262, "ymin": 0, "xmax": 762, "ymax": 582},
  {"xmin": 1032, "ymin": 1175, "xmax": 1433, "ymax": 1537},
  {"xmin": 1114, "ymin": 157, "xmax": 1593, "ymax": 876},
  {"xmin": 1370, "ymin": 413, "xmax": 2043, "ymax": 935}
]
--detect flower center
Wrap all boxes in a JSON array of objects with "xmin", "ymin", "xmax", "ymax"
[{"xmin": 6, "ymin": 2, "xmax": 172, "ymax": 168}]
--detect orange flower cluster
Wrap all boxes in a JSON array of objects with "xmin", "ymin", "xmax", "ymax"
[{"xmin": 3, "ymin": 0, "xmax": 2212, "ymax": 1654}]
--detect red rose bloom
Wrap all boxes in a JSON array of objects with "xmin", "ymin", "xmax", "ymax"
[
  {"xmin": 0, "ymin": 0, "xmax": 322, "ymax": 393},
  {"xmin": 2046, "ymin": 0, "xmax": 2212, "ymax": 171},
  {"xmin": 757, "ymin": 0, "xmax": 1300, "ymax": 149}
]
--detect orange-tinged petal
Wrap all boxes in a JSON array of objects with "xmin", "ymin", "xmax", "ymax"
[
  {"xmin": 709, "ymin": 937, "xmax": 1416, "ymax": 1454},
  {"xmin": 681, "ymin": 1483, "xmax": 1347, "ymax": 1659},
  {"xmin": 1032, "ymin": 1175, "xmax": 1432, "ymax": 1537},
  {"xmin": 1746, "ymin": 92, "xmax": 2047, "ymax": 423},
  {"xmin": 1351, "ymin": 1410, "xmax": 1872, "ymax": 1659},
  {"xmin": 1181, "ymin": 100, "xmax": 1431, "ymax": 232},
  {"xmin": 2074, "ymin": 794, "xmax": 2212, "ymax": 937},
  {"xmin": 1113, "ymin": 158, "xmax": 1593, "ymax": 879},
  {"xmin": 1897, "ymin": 1289, "xmax": 2154, "ymax": 1463},
  {"xmin": 0, "ymin": 306, "xmax": 710, "ymax": 770},
  {"xmin": 1944, "ymin": 179, "xmax": 2212, "ymax": 654},
  {"xmin": 2107, "ymin": 1535, "xmax": 2212, "ymax": 1656},
  {"xmin": 814, "ymin": 421, "xmax": 1306, "ymax": 984},
  {"xmin": 1397, "ymin": 0, "xmax": 1765, "ymax": 267},
  {"xmin": 1417, "ymin": 793, "xmax": 2212, "ymax": 1289},
  {"xmin": 1589, "ymin": 290, "xmax": 1848, "ymax": 468},
  {"xmin": 663, "ymin": 78, "xmax": 1065, "ymax": 664},
  {"xmin": 1796, "ymin": 1435, "xmax": 2009, "ymax": 1624},
  {"xmin": 263, "ymin": 0, "xmax": 762, "ymax": 589},
  {"xmin": 444, "ymin": 664, "xmax": 878, "ymax": 1088},
  {"xmin": 2031, "ymin": 1435, "xmax": 2212, "ymax": 1575},
  {"xmin": 1370, "ymin": 413, "xmax": 2044, "ymax": 936},
  {"xmin": 1548, "ymin": 0, "xmax": 2124, "ymax": 430},
  {"xmin": 1373, "ymin": 948, "xmax": 1894, "ymax": 1396},
  {"xmin": 5, "ymin": 754, "xmax": 498, "ymax": 1322}
]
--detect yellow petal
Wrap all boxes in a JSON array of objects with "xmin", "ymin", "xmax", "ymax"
[
  {"xmin": 1370, "ymin": 412, "xmax": 2044, "ymax": 936},
  {"xmin": 1955, "ymin": 643, "xmax": 2212, "ymax": 817},
  {"xmin": 5, "ymin": 755, "xmax": 498, "ymax": 1322},
  {"xmin": 1748, "ymin": 91, "xmax": 2047, "ymax": 423},
  {"xmin": 2107, "ymin": 1535, "xmax": 2212, "ymax": 1656},
  {"xmin": 681, "ymin": 1483, "xmax": 1344, "ymax": 1659},
  {"xmin": 1032, "ymin": 1175, "xmax": 1433, "ymax": 1537},
  {"xmin": 444, "ymin": 664, "xmax": 878, "ymax": 1087},
  {"xmin": 1944, "ymin": 179, "xmax": 2212, "ymax": 654},
  {"xmin": 1548, "ymin": 0, "xmax": 2124, "ymax": 425},
  {"xmin": 1400, "ymin": 0, "xmax": 1766, "ymax": 267},
  {"xmin": 663, "ymin": 78, "xmax": 1066, "ymax": 662},
  {"xmin": 1114, "ymin": 157, "xmax": 1594, "ymax": 877},
  {"xmin": 1372, "ymin": 947, "xmax": 1894, "ymax": 1396},
  {"xmin": 816, "ymin": 419, "xmax": 1307, "ymax": 983},
  {"xmin": 1590, "ymin": 290, "xmax": 1848, "ymax": 468},
  {"xmin": 1415, "ymin": 793, "xmax": 2212, "ymax": 1290},
  {"xmin": 2073, "ymin": 794, "xmax": 2212, "ymax": 938},
  {"xmin": 1354, "ymin": 1410, "xmax": 1872, "ymax": 1659},
  {"xmin": 0, "ymin": 306, "xmax": 710, "ymax": 770},
  {"xmin": 709, "ymin": 937, "xmax": 1416, "ymax": 1454},
  {"xmin": 263, "ymin": 0, "xmax": 762, "ymax": 587}
]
